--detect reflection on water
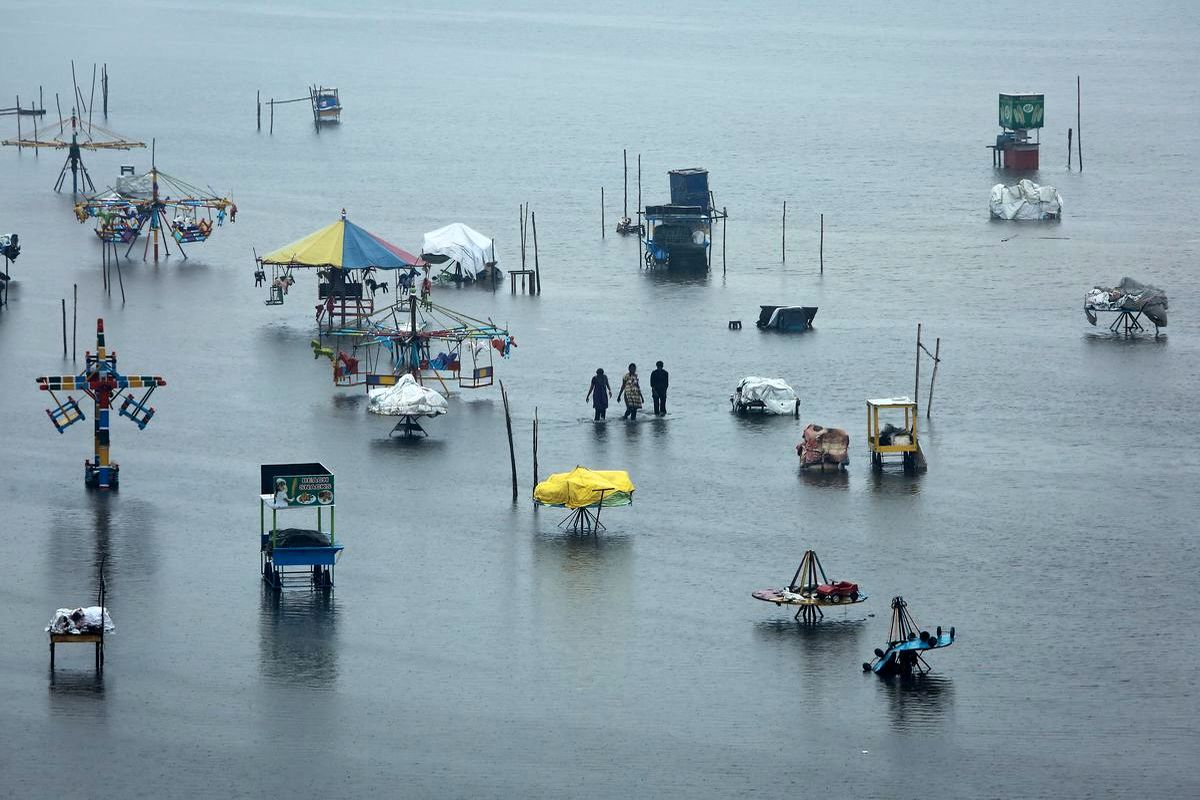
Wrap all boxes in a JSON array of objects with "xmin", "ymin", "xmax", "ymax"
[
  {"xmin": 873, "ymin": 673, "xmax": 955, "ymax": 732},
  {"xmin": 257, "ymin": 588, "xmax": 340, "ymax": 689},
  {"xmin": 642, "ymin": 268, "xmax": 710, "ymax": 287},
  {"xmin": 49, "ymin": 668, "xmax": 106, "ymax": 699},
  {"xmin": 799, "ymin": 467, "xmax": 851, "ymax": 491},
  {"xmin": 868, "ymin": 469, "xmax": 923, "ymax": 496},
  {"xmin": 1082, "ymin": 330, "xmax": 1168, "ymax": 346}
]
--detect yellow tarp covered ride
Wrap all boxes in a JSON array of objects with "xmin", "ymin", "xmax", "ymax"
[{"xmin": 533, "ymin": 466, "xmax": 635, "ymax": 509}]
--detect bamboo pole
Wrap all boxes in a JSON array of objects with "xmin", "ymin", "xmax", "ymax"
[
  {"xmin": 926, "ymin": 338, "xmax": 941, "ymax": 419},
  {"xmin": 914, "ymin": 323, "xmax": 921, "ymax": 406},
  {"xmin": 61, "ymin": 299, "xmax": 67, "ymax": 357},
  {"xmin": 623, "ymin": 148, "xmax": 628, "ymax": 219},
  {"xmin": 257, "ymin": 90, "xmax": 261, "ymax": 131},
  {"xmin": 1067, "ymin": 128, "xmax": 1073, "ymax": 170},
  {"xmin": 269, "ymin": 98, "xmax": 274, "ymax": 134},
  {"xmin": 116, "ymin": 255, "xmax": 125, "ymax": 304},
  {"xmin": 636, "ymin": 154, "xmax": 642, "ymax": 266},
  {"xmin": 1076, "ymin": 76, "xmax": 1082, "ymax": 172},
  {"xmin": 532, "ymin": 211, "xmax": 541, "ymax": 294},
  {"xmin": 55, "ymin": 93, "xmax": 62, "ymax": 134},
  {"xmin": 819, "ymin": 213, "xmax": 824, "ymax": 274},
  {"xmin": 722, "ymin": 206, "xmax": 727, "ymax": 275},
  {"xmin": 601, "ymin": 187, "xmax": 605, "ymax": 238},
  {"xmin": 88, "ymin": 63, "xmax": 97, "ymax": 131},
  {"xmin": 102, "ymin": 65, "xmax": 107, "ymax": 117},
  {"xmin": 533, "ymin": 407, "xmax": 539, "ymax": 490},
  {"xmin": 781, "ymin": 201, "xmax": 786, "ymax": 262},
  {"xmin": 500, "ymin": 381, "xmax": 518, "ymax": 503},
  {"xmin": 72, "ymin": 284, "xmax": 77, "ymax": 361},
  {"xmin": 15, "ymin": 95, "xmax": 20, "ymax": 151}
]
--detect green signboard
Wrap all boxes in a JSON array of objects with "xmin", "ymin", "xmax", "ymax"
[
  {"xmin": 999, "ymin": 93, "xmax": 1044, "ymax": 130},
  {"xmin": 271, "ymin": 473, "xmax": 334, "ymax": 508}
]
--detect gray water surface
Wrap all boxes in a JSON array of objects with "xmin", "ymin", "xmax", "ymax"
[{"xmin": 1, "ymin": 1, "xmax": 1198, "ymax": 797}]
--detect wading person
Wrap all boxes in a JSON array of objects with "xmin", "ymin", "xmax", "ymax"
[
  {"xmin": 585, "ymin": 368, "xmax": 612, "ymax": 421},
  {"xmin": 650, "ymin": 360, "xmax": 668, "ymax": 416},
  {"xmin": 617, "ymin": 363, "xmax": 643, "ymax": 420}
]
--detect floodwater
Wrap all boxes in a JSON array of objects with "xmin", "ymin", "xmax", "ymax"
[{"xmin": 2, "ymin": 1, "xmax": 1198, "ymax": 796}]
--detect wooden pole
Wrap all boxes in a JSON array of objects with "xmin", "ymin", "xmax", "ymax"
[
  {"xmin": 102, "ymin": 65, "xmax": 107, "ymax": 117},
  {"xmin": 926, "ymin": 338, "xmax": 941, "ymax": 419},
  {"xmin": 88, "ymin": 63, "xmax": 97, "ymax": 131},
  {"xmin": 257, "ymin": 90, "xmax": 261, "ymax": 131},
  {"xmin": 533, "ymin": 407, "xmax": 539, "ymax": 489},
  {"xmin": 269, "ymin": 99, "xmax": 274, "ymax": 134},
  {"xmin": 722, "ymin": 206, "xmax": 727, "ymax": 275},
  {"xmin": 623, "ymin": 148, "xmax": 628, "ymax": 218},
  {"xmin": 61, "ymin": 299, "xmax": 67, "ymax": 357},
  {"xmin": 15, "ymin": 95, "xmax": 20, "ymax": 151},
  {"xmin": 601, "ymin": 187, "xmax": 605, "ymax": 238},
  {"xmin": 914, "ymin": 323, "xmax": 921, "ymax": 407},
  {"xmin": 500, "ymin": 381, "xmax": 518, "ymax": 503},
  {"xmin": 55, "ymin": 93, "xmax": 63, "ymax": 134},
  {"xmin": 1076, "ymin": 76, "xmax": 1082, "ymax": 172},
  {"xmin": 637, "ymin": 154, "xmax": 642, "ymax": 266},
  {"xmin": 532, "ymin": 211, "xmax": 541, "ymax": 294},
  {"xmin": 1067, "ymin": 128, "xmax": 1073, "ymax": 170},
  {"xmin": 819, "ymin": 213, "xmax": 824, "ymax": 274},
  {"xmin": 781, "ymin": 201, "xmax": 786, "ymax": 262},
  {"xmin": 116, "ymin": 255, "xmax": 125, "ymax": 304},
  {"xmin": 72, "ymin": 284, "xmax": 77, "ymax": 361}
]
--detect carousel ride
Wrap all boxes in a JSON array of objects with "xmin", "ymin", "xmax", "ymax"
[
  {"xmin": 2, "ymin": 113, "xmax": 144, "ymax": 195},
  {"xmin": 365, "ymin": 373, "xmax": 448, "ymax": 437},
  {"xmin": 533, "ymin": 466, "xmax": 636, "ymax": 534},
  {"xmin": 752, "ymin": 549, "xmax": 867, "ymax": 622},
  {"xmin": 74, "ymin": 149, "xmax": 235, "ymax": 262},
  {"xmin": 863, "ymin": 596, "xmax": 955, "ymax": 676}
]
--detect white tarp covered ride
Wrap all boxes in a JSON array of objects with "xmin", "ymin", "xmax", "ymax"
[
  {"xmin": 368, "ymin": 374, "xmax": 448, "ymax": 417},
  {"xmin": 421, "ymin": 223, "xmax": 498, "ymax": 281},
  {"xmin": 989, "ymin": 179, "xmax": 1063, "ymax": 220},
  {"xmin": 731, "ymin": 376, "xmax": 799, "ymax": 415}
]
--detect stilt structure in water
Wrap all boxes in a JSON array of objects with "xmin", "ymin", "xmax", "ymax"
[{"xmin": 36, "ymin": 318, "xmax": 167, "ymax": 489}]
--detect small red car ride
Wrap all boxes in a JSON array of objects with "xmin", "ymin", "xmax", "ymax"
[{"xmin": 816, "ymin": 581, "xmax": 860, "ymax": 602}]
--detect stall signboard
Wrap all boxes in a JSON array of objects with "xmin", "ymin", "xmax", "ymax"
[
  {"xmin": 271, "ymin": 473, "xmax": 335, "ymax": 507},
  {"xmin": 999, "ymin": 93, "xmax": 1045, "ymax": 130}
]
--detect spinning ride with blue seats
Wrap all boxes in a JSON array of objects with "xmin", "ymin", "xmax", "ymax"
[{"xmin": 863, "ymin": 596, "xmax": 955, "ymax": 676}]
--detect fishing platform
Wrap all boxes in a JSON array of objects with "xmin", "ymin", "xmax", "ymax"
[
  {"xmin": 37, "ymin": 318, "xmax": 166, "ymax": 490},
  {"xmin": 260, "ymin": 463, "xmax": 344, "ymax": 590}
]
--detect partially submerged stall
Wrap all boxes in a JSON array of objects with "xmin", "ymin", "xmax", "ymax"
[
  {"xmin": 260, "ymin": 463, "xmax": 344, "ymax": 590},
  {"xmin": 866, "ymin": 397, "xmax": 926, "ymax": 472},
  {"xmin": 1085, "ymin": 277, "xmax": 1167, "ymax": 335},
  {"xmin": 421, "ymin": 222, "xmax": 499, "ymax": 284}
]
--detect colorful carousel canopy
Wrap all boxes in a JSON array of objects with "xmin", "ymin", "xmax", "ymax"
[
  {"xmin": 260, "ymin": 213, "xmax": 423, "ymax": 270},
  {"xmin": 534, "ymin": 466, "xmax": 635, "ymax": 509}
]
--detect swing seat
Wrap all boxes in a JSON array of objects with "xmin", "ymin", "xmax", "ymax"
[
  {"xmin": 172, "ymin": 227, "xmax": 209, "ymax": 243},
  {"xmin": 459, "ymin": 366, "xmax": 494, "ymax": 388},
  {"xmin": 46, "ymin": 396, "xmax": 85, "ymax": 433},
  {"xmin": 96, "ymin": 227, "xmax": 138, "ymax": 244},
  {"xmin": 265, "ymin": 286, "xmax": 285, "ymax": 305},
  {"xmin": 118, "ymin": 394, "xmax": 156, "ymax": 429}
]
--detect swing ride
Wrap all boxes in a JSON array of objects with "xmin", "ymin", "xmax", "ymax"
[
  {"xmin": 36, "ymin": 318, "xmax": 166, "ymax": 490},
  {"xmin": 752, "ymin": 549, "xmax": 867, "ymax": 622},
  {"xmin": 306, "ymin": 277, "xmax": 516, "ymax": 396},
  {"xmin": 256, "ymin": 210, "xmax": 423, "ymax": 330},
  {"xmin": 863, "ymin": 596, "xmax": 955, "ymax": 676},
  {"xmin": 533, "ymin": 466, "xmax": 635, "ymax": 534},
  {"xmin": 2, "ymin": 113, "xmax": 145, "ymax": 195},
  {"xmin": 259, "ymin": 463, "xmax": 344, "ymax": 590},
  {"xmin": 74, "ymin": 147, "xmax": 235, "ymax": 262}
]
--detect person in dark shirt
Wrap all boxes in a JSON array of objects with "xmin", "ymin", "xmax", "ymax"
[
  {"xmin": 650, "ymin": 361, "xmax": 668, "ymax": 416},
  {"xmin": 586, "ymin": 368, "xmax": 612, "ymax": 421}
]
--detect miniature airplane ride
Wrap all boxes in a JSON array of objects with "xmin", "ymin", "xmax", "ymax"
[
  {"xmin": 863, "ymin": 596, "xmax": 955, "ymax": 676},
  {"xmin": 37, "ymin": 318, "xmax": 166, "ymax": 489},
  {"xmin": 533, "ymin": 466, "xmax": 635, "ymax": 534},
  {"xmin": 752, "ymin": 549, "xmax": 867, "ymax": 622},
  {"xmin": 260, "ymin": 463, "xmax": 344, "ymax": 590}
]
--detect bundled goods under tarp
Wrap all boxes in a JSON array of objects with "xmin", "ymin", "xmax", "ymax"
[
  {"xmin": 797, "ymin": 424, "xmax": 849, "ymax": 468},
  {"xmin": 533, "ymin": 466, "xmax": 635, "ymax": 509},
  {"xmin": 46, "ymin": 606, "xmax": 115, "ymax": 635},
  {"xmin": 367, "ymin": 374, "xmax": 448, "ymax": 417},
  {"xmin": 1085, "ymin": 277, "xmax": 1168, "ymax": 328},
  {"xmin": 268, "ymin": 528, "xmax": 333, "ymax": 549},
  {"xmin": 989, "ymin": 179, "xmax": 1062, "ymax": 220},
  {"xmin": 731, "ymin": 376, "xmax": 798, "ymax": 415},
  {"xmin": 421, "ymin": 223, "xmax": 498, "ymax": 280}
]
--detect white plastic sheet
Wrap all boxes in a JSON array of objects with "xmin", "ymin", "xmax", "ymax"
[
  {"xmin": 46, "ymin": 606, "xmax": 115, "ymax": 634},
  {"xmin": 368, "ymin": 374, "xmax": 448, "ymax": 417},
  {"xmin": 732, "ymin": 376, "xmax": 798, "ymax": 415},
  {"xmin": 989, "ymin": 179, "xmax": 1063, "ymax": 220},
  {"xmin": 421, "ymin": 223, "xmax": 498, "ymax": 279}
]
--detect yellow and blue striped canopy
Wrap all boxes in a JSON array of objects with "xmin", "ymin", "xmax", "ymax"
[{"xmin": 260, "ymin": 215, "xmax": 423, "ymax": 270}]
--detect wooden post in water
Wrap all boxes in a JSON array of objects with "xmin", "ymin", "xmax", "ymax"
[
  {"xmin": 926, "ymin": 337, "xmax": 941, "ymax": 419},
  {"xmin": 55, "ymin": 93, "xmax": 63, "ymax": 134},
  {"xmin": 257, "ymin": 90, "xmax": 261, "ymax": 131},
  {"xmin": 500, "ymin": 381, "xmax": 518, "ymax": 503},
  {"xmin": 72, "ymin": 284, "xmax": 77, "ymax": 361},
  {"xmin": 914, "ymin": 323, "xmax": 922, "ymax": 408},
  {"xmin": 269, "ymin": 99, "xmax": 274, "ymax": 134},
  {"xmin": 623, "ymin": 148, "xmax": 629, "ymax": 219},
  {"xmin": 61, "ymin": 299, "xmax": 67, "ymax": 357},
  {"xmin": 1076, "ymin": 76, "xmax": 1083, "ymax": 172},
  {"xmin": 601, "ymin": 187, "xmax": 605, "ymax": 238},
  {"xmin": 88, "ymin": 64, "xmax": 97, "ymax": 130},
  {"xmin": 116, "ymin": 254, "xmax": 125, "ymax": 303},
  {"xmin": 533, "ymin": 407, "xmax": 540, "ymax": 489},
  {"xmin": 15, "ymin": 95, "xmax": 21, "ymax": 151},
  {"xmin": 532, "ymin": 211, "xmax": 541, "ymax": 294},
  {"xmin": 1067, "ymin": 128, "xmax": 1073, "ymax": 170},
  {"xmin": 102, "ymin": 64, "xmax": 108, "ymax": 117},
  {"xmin": 722, "ymin": 206, "xmax": 727, "ymax": 275},
  {"xmin": 781, "ymin": 201, "xmax": 787, "ymax": 263},
  {"xmin": 819, "ymin": 213, "xmax": 824, "ymax": 274},
  {"xmin": 637, "ymin": 154, "xmax": 643, "ymax": 266}
]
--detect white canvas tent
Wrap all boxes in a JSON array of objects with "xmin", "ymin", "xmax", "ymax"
[{"xmin": 421, "ymin": 223, "xmax": 498, "ymax": 280}]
